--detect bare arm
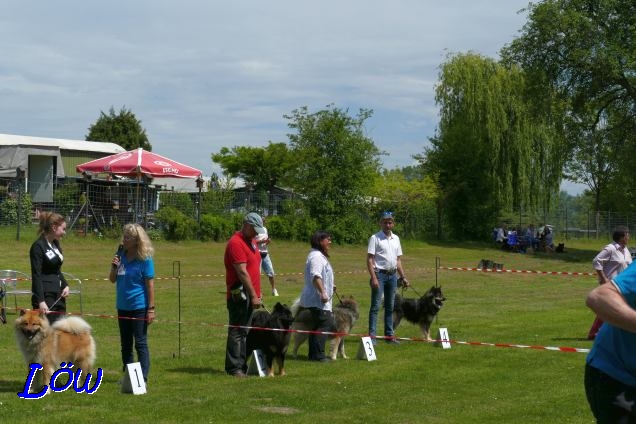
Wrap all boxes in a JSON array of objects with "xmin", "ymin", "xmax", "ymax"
[
  {"xmin": 312, "ymin": 276, "xmax": 329, "ymax": 303},
  {"xmin": 586, "ymin": 283, "xmax": 636, "ymax": 333},
  {"xmin": 367, "ymin": 253, "xmax": 379, "ymax": 288},
  {"xmin": 145, "ymin": 277, "xmax": 155, "ymax": 324},
  {"xmin": 396, "ymin": 256, "xmax": 409, "ymax": 287}
]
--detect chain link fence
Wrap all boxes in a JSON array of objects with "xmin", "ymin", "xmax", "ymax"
[{"xmin": 0, "ymin": 175, "xmax": 632, "ymax": 241}]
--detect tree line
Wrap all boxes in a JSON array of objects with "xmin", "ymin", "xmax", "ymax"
[{"xmin": 85, "ymin": 0, "xmax": 636, "ymax": 241}]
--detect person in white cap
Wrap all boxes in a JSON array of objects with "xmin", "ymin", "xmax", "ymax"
[
  {"xmin": 256, "ymin": 224, "xmax": 279, "ymax": 296},
  {"xmin": 223, "ymin": 212, "xmax": 265, "ymax": 377}
]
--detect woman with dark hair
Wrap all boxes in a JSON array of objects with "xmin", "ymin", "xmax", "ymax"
[
  {"xmin": 587, "ymin": 226, "xmax": 632, "ymax": 340},
  {"xmin": 298, "ymin": 231, "xmax": 336, "ymax": 361},
  {"xmin": 30, "ymin": 211, "xmax": 69, "ymax": 324}
]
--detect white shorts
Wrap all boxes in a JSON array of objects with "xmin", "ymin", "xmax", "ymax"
[{"xmin": 260, "ymin": 253, "xmax": 275, "ymax": 277}]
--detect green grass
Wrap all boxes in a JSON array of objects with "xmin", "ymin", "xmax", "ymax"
[{"xmin": 0, "ymin": 228, "xmax": 601, "ymax": 423}]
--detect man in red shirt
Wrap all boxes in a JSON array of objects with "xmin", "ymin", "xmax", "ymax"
[{"xmin": 224, "ymin": 212, "xmax": 265, "ymax": 377}]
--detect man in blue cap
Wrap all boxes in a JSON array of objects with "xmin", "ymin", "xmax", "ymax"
[{"xmin": 366, "ymin": 211, "xmax": 409, "ymax": 344}]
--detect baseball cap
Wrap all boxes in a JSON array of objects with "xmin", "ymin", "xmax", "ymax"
[
  {"xmin": 244, "ymin": 212, "xmax": 266, "ymax": 235},
  {"xmin": 380, "ymin": 211, "xmax": 394, "ymax": 220}
]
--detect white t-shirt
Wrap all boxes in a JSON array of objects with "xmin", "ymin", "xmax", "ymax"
[
  {"xmin": 300, "ymin": 249, "xmax": 333, "ymax": 311},
  {"xmin": 367, "ymin": 230, "xmax": 402, "ymax": 271}
]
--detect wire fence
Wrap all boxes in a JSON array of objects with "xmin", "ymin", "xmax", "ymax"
[{"xmin": 0, "ymin": 175, "xmax": 633, "ymax": 241}]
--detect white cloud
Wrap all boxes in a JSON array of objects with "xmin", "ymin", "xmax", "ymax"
[{"xmin": 0, "ymin": 0, "xmax": 531, "ymax": 182}]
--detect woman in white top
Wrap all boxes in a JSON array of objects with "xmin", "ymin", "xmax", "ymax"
[
  {"xmin": 299, "ymin": 231, "xmax": 335, "ymax": 361},
  {"xmin": 587, "ymin": 226, "xmax": 632, "ymax": 340}
]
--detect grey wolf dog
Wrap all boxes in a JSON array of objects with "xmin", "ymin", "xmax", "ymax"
[
  {"xmin": 291, "ymin": 295, "xmax": 359, "ymax": 360},
  {"xmin": 15, "ymin": 309, "xmax": 96, "ymax": 393},
  {"xmin": 246, "ymin": 302, "xmax": 294, "ymax": 376},
  {"xmin": 393, "ymin": 286, "xmax": 446, "ymax": 340}
]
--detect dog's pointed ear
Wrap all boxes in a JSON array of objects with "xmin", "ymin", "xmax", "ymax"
[{"xmin": 19, "ymin": 308, "xmax": 26, "ymax": 316}]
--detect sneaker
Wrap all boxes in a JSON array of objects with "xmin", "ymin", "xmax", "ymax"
[
  {"xmin": 272, "ymin": 288, "xmax": 279, "ymax": 297},
  {"xmin": 231, "ymin": 371, "xmax": 248, "ymax": 378},
  {"xmin": 385, "ymin": 338, "xmax": 400, "ymax": 345}
]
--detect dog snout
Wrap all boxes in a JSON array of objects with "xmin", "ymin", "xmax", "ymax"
[{"xmin": 21, "ymin": 328, "xmax": 39, "ymax": 340}]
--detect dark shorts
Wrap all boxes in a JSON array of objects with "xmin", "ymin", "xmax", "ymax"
[{"xmin": 585, "ymin": 364, "xmax": 636, "ymax": 423}]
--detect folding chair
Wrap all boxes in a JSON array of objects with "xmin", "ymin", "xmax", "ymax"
[
  {"xmin": 0, "ymin": 270, "xmax": 32, "ymax": 324},
  {"xmin": 62, "ymin": 272, "xmax": 83, "ymax": 315}
]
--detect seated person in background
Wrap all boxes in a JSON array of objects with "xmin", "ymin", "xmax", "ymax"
[
  {"xmin": 506, "ymin": 229, "xmax": 519, "ymax": 251},
  {"xmin": 495, "ymin": 224, "xmax": 507, "ymax": 246},
  {"xmin": 542, "ymin": 226, "xmax": 555, "ymax": 252},
  {"xmin": 525, "ymin": 224, "xmax": 539, "ymax": 251}
]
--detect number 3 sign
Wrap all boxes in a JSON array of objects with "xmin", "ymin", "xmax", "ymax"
[{"xmin": 356, "ymin": 337, "xmax": 377, "ymax": 361}]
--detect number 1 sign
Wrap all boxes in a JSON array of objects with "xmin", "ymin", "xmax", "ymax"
[{"xmin": 121, "ymin": 362, "xmax": 146, "ymax": 395}]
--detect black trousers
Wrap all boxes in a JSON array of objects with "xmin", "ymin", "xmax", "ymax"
[
  {"xmin": 306, "ymin": 308, "xmax": 335, "ymax": 361},
  {"xmin": 224, "ymin": 296, "xmax": 253, "ymax": 375},
  {"xmin": 585, "ymin": 364, "xmax": 636, "ymax": 423}
]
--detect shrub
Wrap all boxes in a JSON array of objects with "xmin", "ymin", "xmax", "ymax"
[
  {"xmin": 199, "ymin": 214, "xmax": 233, "ymax": 241},
  {"xmin": 0, "ymin": 194, "xmax": 33, "ymax": 225},
  {"xmin": 154, "ymin": 206, "xmax": 197, "ymax": 241}
]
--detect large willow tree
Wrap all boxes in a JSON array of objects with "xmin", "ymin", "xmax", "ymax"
[
  {"xmin": 501, "ymin": 0, "xmax": 636, "ymax": 213},
  {"xmin": 422, "ymin": 53, "xmax": 562, "ymax": 239}
]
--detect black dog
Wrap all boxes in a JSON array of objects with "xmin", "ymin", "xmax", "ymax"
[
  {"xmin": 246, "ymin": 302, "xmax": 294, "ymax": 376},
  {"xmin": 393, "ymin": 286, "xmax": 446, "ymax": 340}
]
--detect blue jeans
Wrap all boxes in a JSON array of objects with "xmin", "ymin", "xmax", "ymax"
[
  {"xmin": 118, "ymin": 309, "xmax": 150, "ymax": 381},
  {"xmin": 368, "ymin": 271, "xmax": 398, "ymax": 340}
]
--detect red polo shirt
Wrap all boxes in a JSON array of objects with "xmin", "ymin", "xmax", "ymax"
[{"xmin": 224, "ymin": 231, "xmax": 261, "ymax": 300}]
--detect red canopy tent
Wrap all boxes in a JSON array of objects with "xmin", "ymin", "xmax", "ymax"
[{"xmin": 75, "ymin": 148, "xmax": 203, "ymax": 229}]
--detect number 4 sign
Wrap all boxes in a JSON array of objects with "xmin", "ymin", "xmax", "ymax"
[
  {"xmin": 121, "ymin": 362, "xmax": 146, "ymax": 395},
  {"xmin": 434, "ymin": 327, "xmax": 452, "ymax": 349},
  {"xmin": 356, "ymin": 336, "xmax": 377, "ymax": 361}
]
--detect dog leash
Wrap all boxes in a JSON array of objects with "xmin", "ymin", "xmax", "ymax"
[
  {"xmin": 48, "ymin": 295, "xmax": 64, "ymax": 311},
  {"xmin": 398, "ymin": 277, "xmax": 423, "ymax": 297},
  {"xmin": 333, "ymin": 290, "xmax": 342, "ymax": 303}
]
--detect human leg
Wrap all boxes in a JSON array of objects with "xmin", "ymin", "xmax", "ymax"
[
  {"xmin": 588, "ymin": 317, "xmax": 604, "ymax": 340},
  {"xmin": 368, "ymin": 277, "xmax": 383, "ymax": 342},
  {"xmin": 308, "ymin": 308, "xmax": 334, "ymax": 361},
  {"xmin": 225, "ymin": 298, "xmax": 252, "ymax": 375},
  {"xmin": 585, "ymin": 364, "xmax": 636, "ymax": 423},
  {"xmin": 383, "ymin": 274, "xmax": 398, "ymax": 338},
  {"xmin": 261, "ymin": 255, "xmax": 278, "ymax": 296},
  {"xmin": 118, "ymin": 310, "xmax": 135, "ymax": 372},
  {"xmin": 130, "ymin": 309, "xmax": 150, "ymax": 381}
]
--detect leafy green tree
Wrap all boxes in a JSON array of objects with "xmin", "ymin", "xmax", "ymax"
[
  {"xmin": 211, "ymin": 142, "xmax": 293, "ymax": 192},
  {"xmin": 502, "ymin": 0, "xmax": 636, "ymax": 212},
  {"xmin": 421, "ymin": 53, "xmax": 559, "ymax": 239},
  {"xmin": 86, "ymin": 106, "xmax": 152, "ymax": 151},
  {"xmin": 371, "ymin": 168, "xmax": 438, "ymax": 238},
  {"xmin": 285, "ymin": 105, "xmax": 381, "ymax": 233}
]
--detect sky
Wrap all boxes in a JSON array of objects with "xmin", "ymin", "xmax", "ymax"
[{"xmin": 0, "ymin": 1, "xmax": 586, "ymax": 194}]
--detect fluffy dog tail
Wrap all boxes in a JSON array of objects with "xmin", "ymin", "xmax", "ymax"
[
  {"xmin": 52, "ymin": 316, "xmax": 92, "ymax": 335},
  {"xmin": 290, "ymin": 297, "xmax": 301, "ymax": 318}
]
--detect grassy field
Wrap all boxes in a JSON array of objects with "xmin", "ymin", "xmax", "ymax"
[{"xmin": 0, "ymin": 228, "xmax": 603, "ymax": 423}]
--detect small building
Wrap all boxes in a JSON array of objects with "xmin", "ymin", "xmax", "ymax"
[{"xmin": 0, "ymin": 133, "xmax": 124, "ymax": 202}]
